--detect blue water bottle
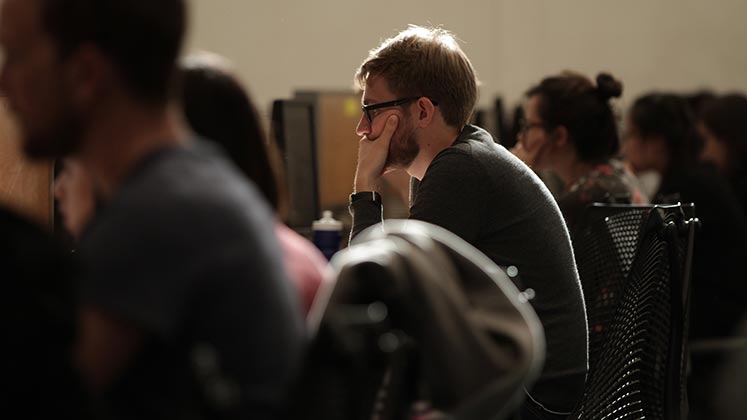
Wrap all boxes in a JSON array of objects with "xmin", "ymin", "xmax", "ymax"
[{"xmin": 312, "ymin": 210, "xmax": 342, "ymax": 260}]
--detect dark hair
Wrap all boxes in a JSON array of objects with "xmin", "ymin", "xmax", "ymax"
[
  {"xmin": 41, "ymin": 0, "xmax": 186, "ymax": 105},
  {"xmin": 527, "ymin": 72, "xmax": 622, "ymax": 163},
  {"xmin": 684, "ymin": 90, "xmax": 716, "ymax": 117},
  {"xmin": 180, "ymin": 61, "xmax": 285, "ymax": 214},
  {"xmin": 629, "ymin": 93, "xmax": 700, "ymax": 170},
  {"xmin": 699, "ymin": 93, "xmax": 747, "ymax": 175}
]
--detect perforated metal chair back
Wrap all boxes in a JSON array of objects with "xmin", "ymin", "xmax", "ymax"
[
  {"xmin": 572, "ymin": 204, "xmax": 696, "ymax": 420},
  {"xmin": 573, "ymin": 207, "xmax": 647, "ymax": 369}
]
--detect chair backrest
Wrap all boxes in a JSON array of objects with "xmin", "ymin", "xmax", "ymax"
[
  {"xmin": 286, "ymin": 220, "xmax": 545, "ymax": 420},
  {"xmin": 572, "ymin": 204, "xmax": 697, "ymax": 420}
]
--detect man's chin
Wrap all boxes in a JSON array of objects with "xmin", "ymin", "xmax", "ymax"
[
  {"xmin": 22, "ymin": 136, "xmax": 76, "ymax": 160},
  {"xmin": 23, "ymin": 142, "xmax": 57, "ymax": 160},
  {"xmin": 18, "ymin": 110, "xmax": 83, "ymax": 160},
  {"xmin": 385, "ymin": 152, "xmax": 418, "ymax": 172}
]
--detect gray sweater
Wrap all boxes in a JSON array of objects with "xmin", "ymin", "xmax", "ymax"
[{"xmin": 350, "ymin": 125, "xmax": 588, "ymax": 413}]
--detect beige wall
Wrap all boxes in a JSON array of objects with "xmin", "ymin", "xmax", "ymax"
[{"xmin": 187, "ymin": 0, "xmax": 747, "ymax": 117}]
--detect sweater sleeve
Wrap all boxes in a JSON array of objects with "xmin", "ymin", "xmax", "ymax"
[{"xmin": 348, "ymin": 196, "xmax": 384, "ymax": 243}]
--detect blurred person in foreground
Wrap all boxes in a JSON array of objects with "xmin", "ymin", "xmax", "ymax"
[
  {"xmin": 54, "ymin": 55, "xmax": 328, "ymax": 316},
  {"xmin": 0, "ymin": 0, "xmax": 303, "ymax": 418},
  {"xmin": 512, "ymin": 71, "xmax": 646, "ymax": 234},
  {"xmin": 349, "ymin": 25, "xmax": 588, "ymax": 419}
]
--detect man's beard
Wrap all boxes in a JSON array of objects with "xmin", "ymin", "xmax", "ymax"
[
  {"xmin": 23, "ymin": 107, "xmax": 83, "ymax": 160},
  {"xmin": 385, "ymin": 117, "xmax": 419, "ymax": 170}
]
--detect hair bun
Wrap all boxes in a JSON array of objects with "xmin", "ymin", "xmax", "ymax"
[{"xmin": 596, "ymin": 73, "xmax": 623, "ymax": 100}]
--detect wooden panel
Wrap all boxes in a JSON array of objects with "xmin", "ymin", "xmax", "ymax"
[
  {"xmin": 316, "ymin": 92, "xmax": 360, "ymax": 214},
  {"xmin": 0, "ymin": 99, "xmax": 52, "ymax": 227}
]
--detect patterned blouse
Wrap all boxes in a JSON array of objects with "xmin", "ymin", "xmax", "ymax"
[{"xmin": 558, "ymin": 161, "xmax": 647, "ymax": 235}]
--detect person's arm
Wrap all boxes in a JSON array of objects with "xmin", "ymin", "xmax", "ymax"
[
  {"xmin": 74, "ymin": 306, "xmax": 143, "ymax": 393},
  {"xmin": 349, "ymin": 115, "xmax": 399, "ymax": 242}
]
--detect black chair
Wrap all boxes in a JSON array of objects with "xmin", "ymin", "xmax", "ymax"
[
  {"xmin": 285, "ymin": 220, "xmax": 545, "ymax": 420},
  {"xmin": 571, "ymin": 204, "xmax": 697, "ymax": 420}
]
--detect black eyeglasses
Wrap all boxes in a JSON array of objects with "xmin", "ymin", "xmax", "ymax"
[
  {"xmin": 518, "ymin": 118, "xmax": 545, "ymax": 135},
  {"xmin": 361, "ymin": 97, "xmax": 439, "ymax": 124}
]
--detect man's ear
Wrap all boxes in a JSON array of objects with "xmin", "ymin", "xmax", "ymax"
[
  {"xmin": 65, "ymin": 45, "xmax": 110, "ymax": 110},
  {"xmin": 415, "ymin": 97, "xmax": 437, "ymax": 128}
]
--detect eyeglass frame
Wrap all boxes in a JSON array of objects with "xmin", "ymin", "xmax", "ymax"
[
  {"xmin": 361, "ymin": 97, "xmax": 439, "ymax": 125},
  {"xmin": 518, "ymin": 118, "xmax": 547, "ymax": 135}
]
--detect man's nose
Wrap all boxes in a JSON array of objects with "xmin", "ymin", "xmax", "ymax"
[{"xmin": 356, "ymin": 114, "xmax": 371, "ymax": 137}]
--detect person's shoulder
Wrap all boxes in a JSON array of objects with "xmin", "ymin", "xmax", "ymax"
[
  {"xmin": 451, "ymin": 126, "xmax": 540, "ymax": 179},
  {"xmin": 451, "ymin": 125, "xmax": 498, "ymax": 150},
  {"xmin": 434, "ymin": 125, "xmax": 504, "ymax": 164},
  {"xmin": 121, "ymin": 143, "xmax": 254, "ymax": 209},
  {"xmin": 275, "ymin": 223, "xmax": 327, "ymax": 267},
  {"xmin": 92, "ymin": 144, "xmax": 270, "ymax": 239},
  {"xmin": 426, "ymin": 145, "xmax": 484, "ymax": 182}
]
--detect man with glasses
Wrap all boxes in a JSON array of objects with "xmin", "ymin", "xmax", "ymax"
[{"xmin": 350, "ymin": 26, "xmax": 588, "ymax": 420}]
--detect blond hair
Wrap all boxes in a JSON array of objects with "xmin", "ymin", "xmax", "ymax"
[{"xmin": 354, "ymin": 26, "xmax": 479, "ymax": 128}]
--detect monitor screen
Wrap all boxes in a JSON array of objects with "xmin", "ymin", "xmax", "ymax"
[{"xmin": 271, "ymin": 99, "xmax": 320, "ymax": 232}]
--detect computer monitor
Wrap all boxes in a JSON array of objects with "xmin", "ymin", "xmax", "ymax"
[
  {"xmin": 499, "ymin": 97, "xmax": 521, "ymax": 149},
  {"xmin": 271, "ymin": 99, "xmax": 320, "ymax": 232},
  {"xmin": 495, "ymin": 96, "xmax": 516, "ymax": 148}
]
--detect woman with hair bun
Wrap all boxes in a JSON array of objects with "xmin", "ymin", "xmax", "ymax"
[{"xmin": 512, "ymin": 71, "xmax": 645, "ymax": 233}]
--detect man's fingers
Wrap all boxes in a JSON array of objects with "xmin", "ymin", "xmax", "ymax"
[
  {"xmin": 361, "ymin": 115, "xmax": 399, "ymax": 143},
  {"xmin": 382, "ymin": 115, "xmax": 399, "ymax": 137}
]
